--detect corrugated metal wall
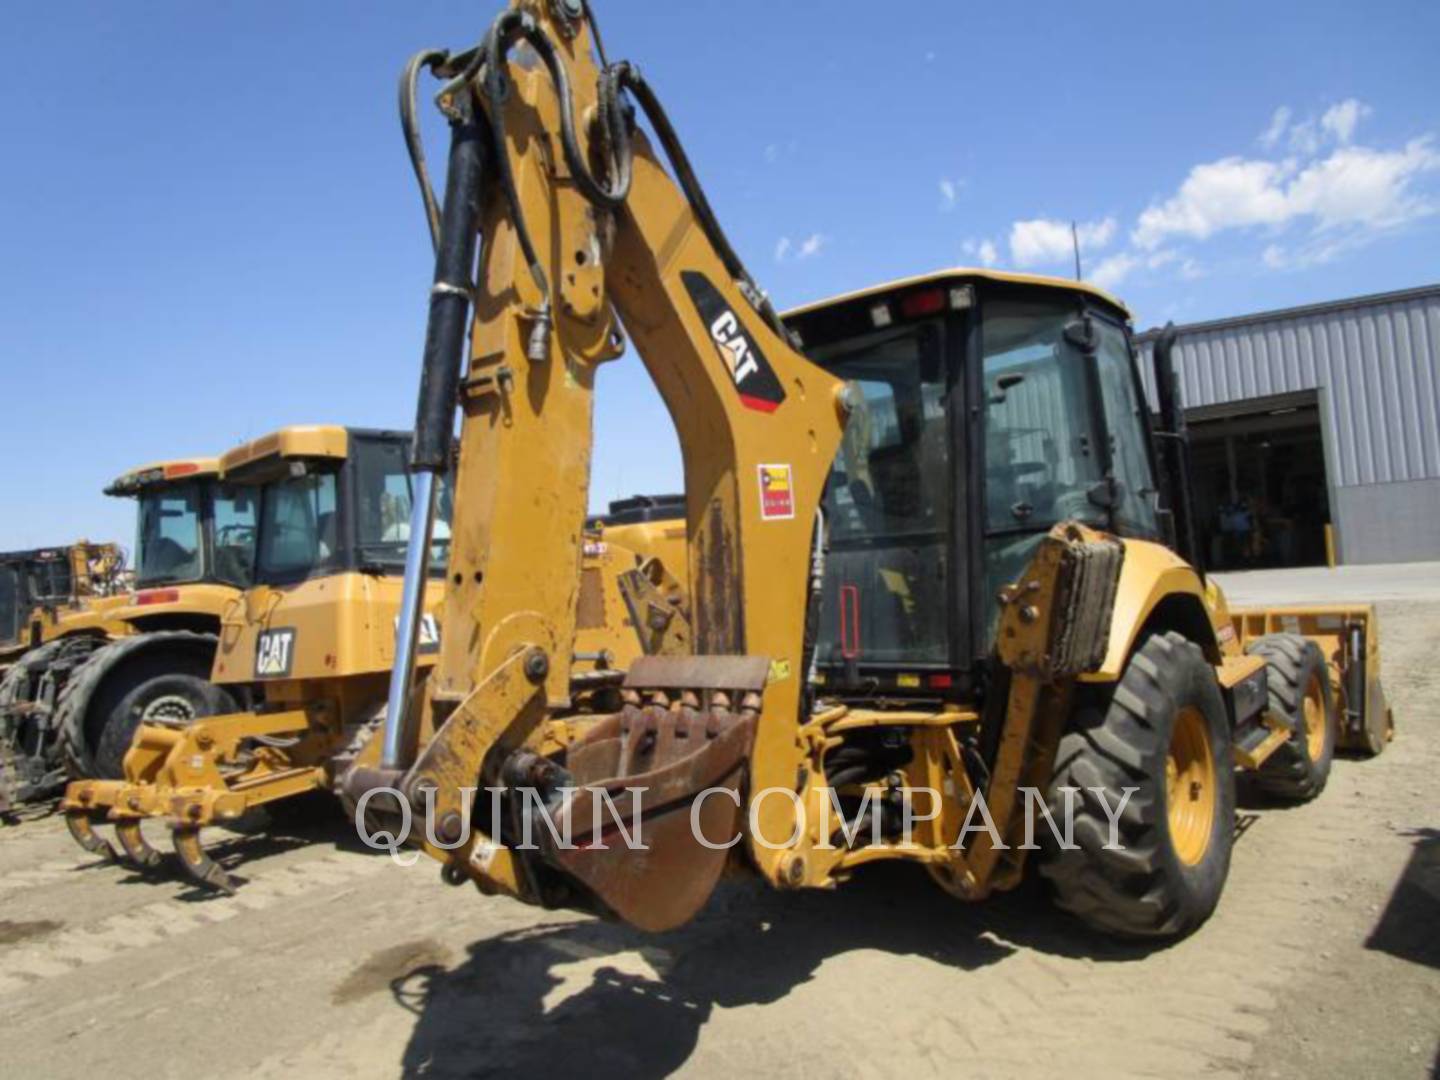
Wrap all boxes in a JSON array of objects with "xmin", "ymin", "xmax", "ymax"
[{"xmin": 1136, "ymin": 285, "xmax": 1440, "ymax": 489}]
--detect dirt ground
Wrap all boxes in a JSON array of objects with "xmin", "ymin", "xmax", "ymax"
[{"xmin": 1, "ymin": 568, "xmax": 1436, "ymax": 1079}]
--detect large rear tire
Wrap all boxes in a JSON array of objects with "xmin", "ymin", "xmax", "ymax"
[
  {"xmin": 1041, "ymin": 631, "xmax": 1235, "ymax": 938},
  {"xmin": 90, "ymin": 652, "xmax": 237, "ymax": 779},
  {"xmin": 1246, "ymin": 634, "xmax": 1335, "ymax": 800}
]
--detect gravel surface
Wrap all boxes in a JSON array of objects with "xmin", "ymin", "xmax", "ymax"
[{"xmin": 1, "ymin": 571, "xmax": 1435, "ymax": 1079}]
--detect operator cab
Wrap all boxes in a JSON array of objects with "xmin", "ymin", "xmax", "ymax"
[
  {"xmin": 220, "ymin": 427, "xmax": 454, "ymax": 588},
  {"xmin": 783, "ymin": 269, "xmax": 1160, "ymax": 697},
  {"xmin": 106, "ymin": 460, "xmax": 257, "ymax": 591},
  {"xmin": 0, "ymin": 549, "xmax": 69, "ymax": 651}
]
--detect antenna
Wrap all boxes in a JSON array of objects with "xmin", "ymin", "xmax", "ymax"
[{"xmin": 1071, "ymin": 221, "xmax": 1083, "ymax": 280}]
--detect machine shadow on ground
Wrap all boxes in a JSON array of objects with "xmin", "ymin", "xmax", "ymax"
[
  {"xmin": 389, "ymin": 862, "xmax": 1170, "ymax": 1078},
  {"xmin": 1365, "ymin": 827, "xmax": 1440, "ymax": 972}
]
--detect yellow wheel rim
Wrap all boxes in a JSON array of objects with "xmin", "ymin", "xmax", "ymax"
[
  {"xmin": 1166, "ymin": 706, "xmax": 1216, "ymax": 866},
  {"xmin": 1302, "ymin": 676, "xmax": 1327, "ymax": 761}
]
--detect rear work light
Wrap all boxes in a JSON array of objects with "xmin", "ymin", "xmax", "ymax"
[{"xmin": 900, "ymin": 289, "xmax": 947, "ymax": 319}]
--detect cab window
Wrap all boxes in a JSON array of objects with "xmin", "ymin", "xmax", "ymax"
[
  {"xmin": 815, "ymin": 320, "xmax": 950, "ymax": 667},
  {"xmin": 256, "ymin": 470, "xmax": 340, "ymax": 581},
  {"xmin": 351, "ymin": 437, "xmax": 453, "ymax": 571},
  {"xmin": 136, "ymin": 485, "xmax": 204, "ymax": 586},
  {"xmin": 212, "ymin": 484, "xmax": 258, "ymax": 587}
]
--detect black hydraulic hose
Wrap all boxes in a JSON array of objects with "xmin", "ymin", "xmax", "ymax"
[
  {"xmin": 482, "ymin": 12, "xmax": 549, "ymax": 307},
  {"xmin": 604, "ymin": 62, "xmax": 788, "ymax": 341},
  {"xmin": 410, "ymin": 103, "xmax": 487, "ymax": 472},
  {"xmin": 399, "ymin": 48, "xmax": 450, "ymax": 253},
  {"xmin": 480, "ymin": 11, "xmax": 632, "ymax": 308},
  {"xmin": 428, "ymin": 10, "xmax": 784, "ymax": 359}
]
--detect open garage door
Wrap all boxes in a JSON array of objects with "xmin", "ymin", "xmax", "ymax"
[{"xmin": 1187, "ymin": 390, "xmax": 1332, "ymax": 571}]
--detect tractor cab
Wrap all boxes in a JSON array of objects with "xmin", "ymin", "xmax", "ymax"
[
  {"xmin": 783, "ymin": 269, "xmax": 1160, "ymax": 696},
  {"xmin": 106, "ymin": 458, "xmax": 257, "ymax": 594},
  {"xmin": 210, "ymin": 426, "xmax": 453, "ymax": 687},
  {"xmin": 220, "ymin": 426, "xmax": 452, "ymax": 590}
]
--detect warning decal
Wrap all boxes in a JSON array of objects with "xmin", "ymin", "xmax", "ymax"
[{"xmin": 758, "ymin": 464, "xmax": 795, "ymax": 521}]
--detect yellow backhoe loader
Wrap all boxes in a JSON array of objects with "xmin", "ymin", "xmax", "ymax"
[
  {"xmin": 1, "ymin": 454, "xmax": 254, "ymax": 814},
  {"xmin": 346, "ymin": 0, "xmax": 1392, "ymax": 939},
  {"xmin": 61, "ymin": 426, "xmax": 680, "ymax": 891}
]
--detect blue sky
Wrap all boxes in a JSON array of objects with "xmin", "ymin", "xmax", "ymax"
[{"xmin": 2, "ymin": 1, "xmax": 1437, "ymax": 552}]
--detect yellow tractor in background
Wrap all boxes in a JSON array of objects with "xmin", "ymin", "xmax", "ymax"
[
  {"xmin": 62, "ymin": 426, "xmax": 684, "ymax": 891},
  {"xmin": 1, "ymin": 541, "xmax": 126, "ymax": 677},
  {"xmin": 1, "ymin": 455, "xmax": 253, "ymax": 815},
  {"xmin": 341, "ymin": 0, "xmax": 1393, "ymax": 941}
]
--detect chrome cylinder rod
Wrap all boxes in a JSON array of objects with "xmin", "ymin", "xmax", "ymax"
[{"xmin": 381, "ymin": 470, "xmax": 438, "ymax": 770}]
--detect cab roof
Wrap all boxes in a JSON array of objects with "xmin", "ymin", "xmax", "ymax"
[
  {"xmin": 105, "ymin": 457, "xmax": 222, "ymax": 497},
  {"xmin": 782, "ymin": 267, "xmax": 1131, "ymax": 322},
  {"xmin": 220, "ymin": 425, "xmax": 350, "ymax": 477}
]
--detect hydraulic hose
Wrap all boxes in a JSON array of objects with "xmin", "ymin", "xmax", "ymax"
[
  {"xmin": 602, "ymin": 62, "xmax": 788, "ymax": 341},
  {"xmin": 399, "ymin": 48, "xmax": 450, "ymax": 253}
]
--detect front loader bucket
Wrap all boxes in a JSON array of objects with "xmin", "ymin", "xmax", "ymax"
[{"xmin": 540, "ymin": 701, "xmax": 757, "ymax": 932}]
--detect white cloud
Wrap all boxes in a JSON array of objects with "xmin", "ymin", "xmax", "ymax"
[
  {"xmin": 1009, "ymin": 216, "xmax": 1116, "ymax": 267},
  {"xmin": 1259, "ymin": 106, "xmax": 1292, "ymax": 150},
  {"xmin": 962, "ymin": 237, "xmax": 999, "ymax": 267},
  {"xmin": 1133, "ymin": 136, "xmax": 1440, "ymax": 249},
  {"xmin": 939, "ymin": 178, "xmax": 961, "ymax": 211},
  {"xmin": 1321, "ymin": 99, "xmax": 1371, "ymax": 145},
  {"xmin": 777, "ymin": 233, "xmax": 826, "ymax": 263},
  {"xmin": 1090, "ymin": 252, "xmax": 1138, "ymax": 291},
  {"xmin": 1256, "ymin": 99, "xmax": 1374, "ymax": 156},
  {"xmin": 1289, "ymin": 118, "xmax": 1322, "ymax": 156}
]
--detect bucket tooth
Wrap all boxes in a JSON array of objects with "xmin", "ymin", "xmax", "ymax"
[
  {"xmin": 115, "ymin": 820, "xmax": 166, "ymax": 871},
  {"xmin": 65, "ymin": 810, "xmax": 119, "ymax": 862},
  {"xmin": 172, "ymin": 826, "xmax": 239, "ymax": 895}
]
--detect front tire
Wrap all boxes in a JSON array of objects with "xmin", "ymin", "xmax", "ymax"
[
  {"xmin": 1041, "ymin": 631, "xmax": 1236, "ymax": 938},
  {"xmin": 1246, "ymin": 634, "xmax": 1335, "ymax": 800}
]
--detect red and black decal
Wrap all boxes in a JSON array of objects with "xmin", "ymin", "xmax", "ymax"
[{"xmin": 681, "ymin": 270, "xmax": 787, "ymax": 413}]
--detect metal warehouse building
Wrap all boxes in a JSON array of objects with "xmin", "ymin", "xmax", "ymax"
[{"xmin": 1136, "ymin": 283, "xmax": 1440, "ymax": 569}]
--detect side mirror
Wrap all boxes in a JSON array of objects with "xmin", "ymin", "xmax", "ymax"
[
  {"xmin": 1064, "ymin": 316, "xmax": 1098, "ymax": 353},
  {"xmin": 990, "ymin": 372, "xmax": 1026, "ymax": 404}
]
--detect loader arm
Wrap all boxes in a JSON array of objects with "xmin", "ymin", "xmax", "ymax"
[{"xmin": 358, "ymin": 2, "xmax": 847, "ymax": 925}]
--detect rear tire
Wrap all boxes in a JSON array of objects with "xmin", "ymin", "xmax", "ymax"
[
  {"xmin": 1246, "ymin": 634, "xmax": 1335, "ymax": 800},
  {"xmin": 90, "ymin": 653, "xmax": 237, "ymax": 779},
  {"xmin": 1041, "ymin": 631, "xmax": 1235, "ymax": 938}
]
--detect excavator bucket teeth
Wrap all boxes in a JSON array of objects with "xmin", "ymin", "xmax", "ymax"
[
  {"xmin": 114, "ymin": 820, "xmax": 166, "ymax": 871},
  {"xmin": 65, "ymin": 810, "xmax": 119, "ymax": 862},
  {"xmin": 172, "ymin": 827, "xmax": 239, "ymax": 896},
  {"xmin": 540, "ymin": 701, "xmax": 757, "ymax": 932}
]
